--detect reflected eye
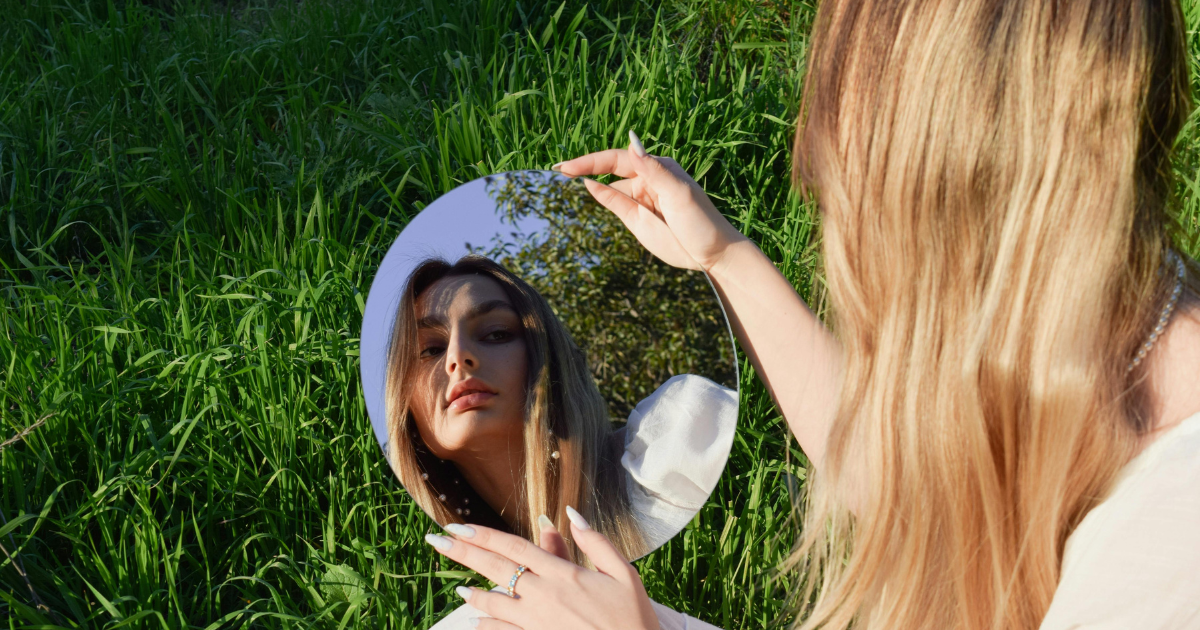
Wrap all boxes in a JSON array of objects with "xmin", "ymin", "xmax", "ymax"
[{"xmin": 484, "ymin": 329, "xmax": 514, "ymax": 342}]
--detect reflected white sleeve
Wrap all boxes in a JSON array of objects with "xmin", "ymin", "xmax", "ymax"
[{"xmin": 622, "ymin": 374, "xmax": 738, "ymax": 550}]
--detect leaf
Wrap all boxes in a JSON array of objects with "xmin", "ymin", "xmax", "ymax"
[
  {"xmin": 93, "ymin": 325, "xmax": 141, "ymax": 334},
  {"xmin": 496, "ymin": 89, "xmax": 545, "ymax": 109},
  {"xmin": 0, "ymin": 512, "xmax": 36, "ymax": 540},
  {"xmin": 321, "ymin": 564, "xmax": 368, "ymax": 604},
  {"xmin": 732, "ymin": 41, "xmax": 787, "ymax": 50},
  {"xmin": 198, "ymin": 293, "xmax": 259, "ymax": 300}
]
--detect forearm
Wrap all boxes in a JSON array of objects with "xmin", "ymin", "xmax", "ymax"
[{"xmin": 707, "ymin": 237, "xmax": 843, "ymax": 471}]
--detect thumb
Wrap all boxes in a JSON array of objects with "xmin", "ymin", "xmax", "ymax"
[{"xmin": 565, "ymin": 506, "xmax": 640, "ymax": 582}]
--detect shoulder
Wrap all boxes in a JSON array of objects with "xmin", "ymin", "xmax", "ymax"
[
  {"xmin": 623, "ymin": 374, "xmax": 738, "ymax": 443},
  {"xmin": 622, "ymin": 374, "xmax": 738, "ymax": 481},
  {"xmin": 1040, "ymin": 413, "xmax": 1200, "ymax": 629},
  {"xmin": 621, "ymin": 374, "xmax": 738, "ymax": 550}
]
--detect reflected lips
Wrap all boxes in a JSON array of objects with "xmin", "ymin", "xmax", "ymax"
[{"xmin": 447, "ymin": 378, "xmax": 497, "ymax": 412}]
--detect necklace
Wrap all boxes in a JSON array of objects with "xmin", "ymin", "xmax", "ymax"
[{"xmin": 1127, "ymin": 249, "xmax": 1186, "ymax": 374}]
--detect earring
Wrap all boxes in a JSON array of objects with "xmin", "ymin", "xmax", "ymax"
[{"xmin": 550, "ymin": 451, "xmax": 560, "ymax": 460}]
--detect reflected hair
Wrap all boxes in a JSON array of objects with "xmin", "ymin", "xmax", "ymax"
[
  {"xmin": 790, "ymin": 0, "xmax": 1198, "ymax": 629},
  {"xmin": 384, "ymin": 255, "xmax": 647, "ymax": 563}
]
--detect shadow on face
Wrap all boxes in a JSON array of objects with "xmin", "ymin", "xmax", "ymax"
[{"xmin": 408, "ymin": 275, "xmax": 529, "ymax": 462}]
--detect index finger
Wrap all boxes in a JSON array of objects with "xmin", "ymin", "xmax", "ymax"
[
  {"xmin": 554, "ymin": 149, "xmax": 637, "ymax": 179},
  {"xmin": 444, "ymin": 523, "xmax": 573, "ymax": 580}
]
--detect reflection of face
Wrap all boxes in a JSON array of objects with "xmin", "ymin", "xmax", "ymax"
[{"xmin": 410, "ymin": 275, "xmax": 528, "ymax": 462}]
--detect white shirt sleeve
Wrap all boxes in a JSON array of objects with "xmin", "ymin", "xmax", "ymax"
[
  {"xmin": 433, "ymin": 597, "xmax": 727, "ymax": 629},
  {"xmin": 429, "ymin": 601, "xmax": 479, "ymax": 630},
  {"xmin": 650, "ymin": 599, "xmax": 727, "ymax": 630},
  {"xmin": 621, "ymin": 374, "xmax": 739, "ymax": 552},
  {"xmin": 1039, "ymin": 412, "xmax": 1200, "ymax": 630}
]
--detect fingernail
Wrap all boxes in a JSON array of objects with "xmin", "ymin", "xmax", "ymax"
[
  {"xmin": 456, "ymin": 586, "xmax": 473, "ymax": 601},
  {"xmin": 537, "ymin": 514, "xmax": 554, "ymax": 530},
  {"xmin": 550, "ymin": 162, "xmax": 565, "ymax": 172},
  {"xmin": 628, "ymin": 129, "xmax": 647, "ymax": 158},
  {"xmin": 445, "ymin": 523, "xmax": 476, "ymax": 538},
  {"xmin": 565, "ymin": 505, "xmax": 591, "ymax": 530},
  {"xmin": 469, "ymin": 617, "xmax": 480, "ymax": 627},
  {"xmin": 425, "ymin": 533, "xmax": 453, "ymax": 551}
]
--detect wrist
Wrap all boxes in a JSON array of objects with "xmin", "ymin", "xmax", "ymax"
[{"xmin": 704, "ymin": 235, "xmax": 758, "ymax": 280}]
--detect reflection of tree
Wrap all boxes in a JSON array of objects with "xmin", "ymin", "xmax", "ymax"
[{"xmin": 483, "ymin": 171, "xmax": 735, "ymax": 421}]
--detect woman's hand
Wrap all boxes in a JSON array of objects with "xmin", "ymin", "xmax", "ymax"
[
  {"xmin": 425, "ymin": 507, "xmax": 658, "ymax": 630},
  {"xmin": 553, "ymin": 130, "xmax": 749, "ymax": 273},
  {"xmin": 558, "ymin": 134, "xmax": 845, "ymax": 476}
]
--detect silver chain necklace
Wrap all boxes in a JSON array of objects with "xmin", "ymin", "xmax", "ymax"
[{"xmin": 1127, "ymin": 249, "xmax": 1187, "ymax": 374}]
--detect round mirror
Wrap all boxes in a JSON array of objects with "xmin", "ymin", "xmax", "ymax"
[{"xmin": 360, "ymin": 170, "xmax": 739, "ymax": 562}]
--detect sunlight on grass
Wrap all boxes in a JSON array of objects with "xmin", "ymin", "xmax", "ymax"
[{"xmin": 1, "ymin": 0, "xmax": 1198, "ymax": 628}]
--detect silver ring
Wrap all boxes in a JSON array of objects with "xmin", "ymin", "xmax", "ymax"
[{"xmin": 506, "ymin": 565, "xmax": 527, "ymax": 598}]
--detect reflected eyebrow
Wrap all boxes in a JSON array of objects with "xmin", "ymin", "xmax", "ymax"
[{"xmin": 417, "ymin": 299, "xmax": 518, "ymax": 330}]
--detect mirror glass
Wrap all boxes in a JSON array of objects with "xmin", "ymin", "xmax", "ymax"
[{"xmin": 360, "ymin": 170, "xmax": 739, "ymax": 560}]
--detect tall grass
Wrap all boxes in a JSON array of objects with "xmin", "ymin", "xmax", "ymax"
[
  {"xmin": 0, "ymin": 0, "xmax": 816, "ymax": 627},
  {"xmin": 1, "ymin": 0, "xmax": 1198, "ymax": 629}
]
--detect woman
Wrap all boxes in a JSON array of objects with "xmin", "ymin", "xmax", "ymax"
[
  {"xmin": 423, "ymin": 0, "xmax": 1200, "ymax": 629},
  {"xmin": 387, "ymin": 255, "xmax": 737, "ymax": 565}
]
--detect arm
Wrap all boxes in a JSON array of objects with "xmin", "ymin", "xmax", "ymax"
[
  {"xmin": 706, "ymin": 238, "xmax": 842, "ymax": 470},
  {"xmin": 556, "ymin": 136, "xmax": 843, "ymax": 472}
]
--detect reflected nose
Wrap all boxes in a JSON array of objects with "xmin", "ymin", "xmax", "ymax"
[{"xmin": 444, "ymin": 329, "xmax": 478, "ymax": 374}]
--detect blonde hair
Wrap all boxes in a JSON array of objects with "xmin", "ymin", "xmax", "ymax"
[
  {"xmin": 384, "ymin": 255, "xmax": 647, "ymax": 563},
  {"xmin": 789, "ymin": 1, "xmax": 1199, "ymax": 628}
]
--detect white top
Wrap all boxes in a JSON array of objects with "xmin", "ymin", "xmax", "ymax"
[
  {"xmin": 430, "ymin": 373, "xmax": 738, "ymax": 630},
  {"xmin": 1039, "ymin": 410, "xmax": 1200, "ymax": 629},
  {"xmin": 655, "ymin": 410, "xmax": 1200, "ymax": 630},
  {"xmin": 650, "ymin": 600, "xmax": 723, "ymax": 630}
]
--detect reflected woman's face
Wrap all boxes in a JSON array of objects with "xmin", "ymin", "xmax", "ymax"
[{"xmin": 410, "ymin": 275, "xmax": 529, "ymax": 461}]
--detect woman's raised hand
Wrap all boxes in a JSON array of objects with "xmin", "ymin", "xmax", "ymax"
[
  {"xmin": 558, "ymin": 134, "xmax": 844, "ymax": 477},
  {"xmin": 553, "ymin": 131, "xmax": 749, "ymax": 273},
  {"xmin": 425, "ymin": 508, "xmax": 658, "ymax": 630}
]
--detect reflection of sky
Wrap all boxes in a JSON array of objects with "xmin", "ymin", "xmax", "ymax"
[{"xmin": 360, "ymin": 172, "xmax": 554, "ymax": 450}]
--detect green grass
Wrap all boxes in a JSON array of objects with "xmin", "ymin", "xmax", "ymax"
[{"xmin": 1, "ymin": 0, "xmax": 1199, "ymax": 629}]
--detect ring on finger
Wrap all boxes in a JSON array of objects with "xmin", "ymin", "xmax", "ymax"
[{"xmin": 506, "ymin": 565, "xmax": 527, "ymax": 599}]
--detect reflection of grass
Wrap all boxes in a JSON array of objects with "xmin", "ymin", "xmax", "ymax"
[{"xmin": 2, "ymin": 1, "xmax": 1198, "ymax": 630}]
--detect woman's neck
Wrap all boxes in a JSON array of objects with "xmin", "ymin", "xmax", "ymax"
[
  {"xmin": 1141, "ymin": 301, "xmax": 1200, "ymax": 454},
  {"xmin": 452, "ymin": 435, "xmax": 525, "ymax": 530}
]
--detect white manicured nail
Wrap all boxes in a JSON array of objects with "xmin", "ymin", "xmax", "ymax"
[
  {"xmin": 628, "ymin": 129, "xmax": 647, "ymax": 157},
  {"xmin": 537, "ymin": 514, "xmax": 554, "ymax": 530},
  {"xmin": 565, "ymin": 505, "xmax": 591, "ymax": 530},
  {"xmin": 445, "ymin": 523, "xmax": 476, "ymax": 538},
  {"xmin": 456, "ymin": 586, "xmax": 473, "ymax": 601},
  {"xmin": 425, "ymin": 533, "xmax": 453, "ymax": 551}
]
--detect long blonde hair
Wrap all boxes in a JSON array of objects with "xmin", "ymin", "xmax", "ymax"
[
  {"xmin": 790, "ymin": 1, "xmax": 1199, "ymax": 628},
  {"xmin": 384, "ymin": 255, "xmax": 647, "ymax": 563}
]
